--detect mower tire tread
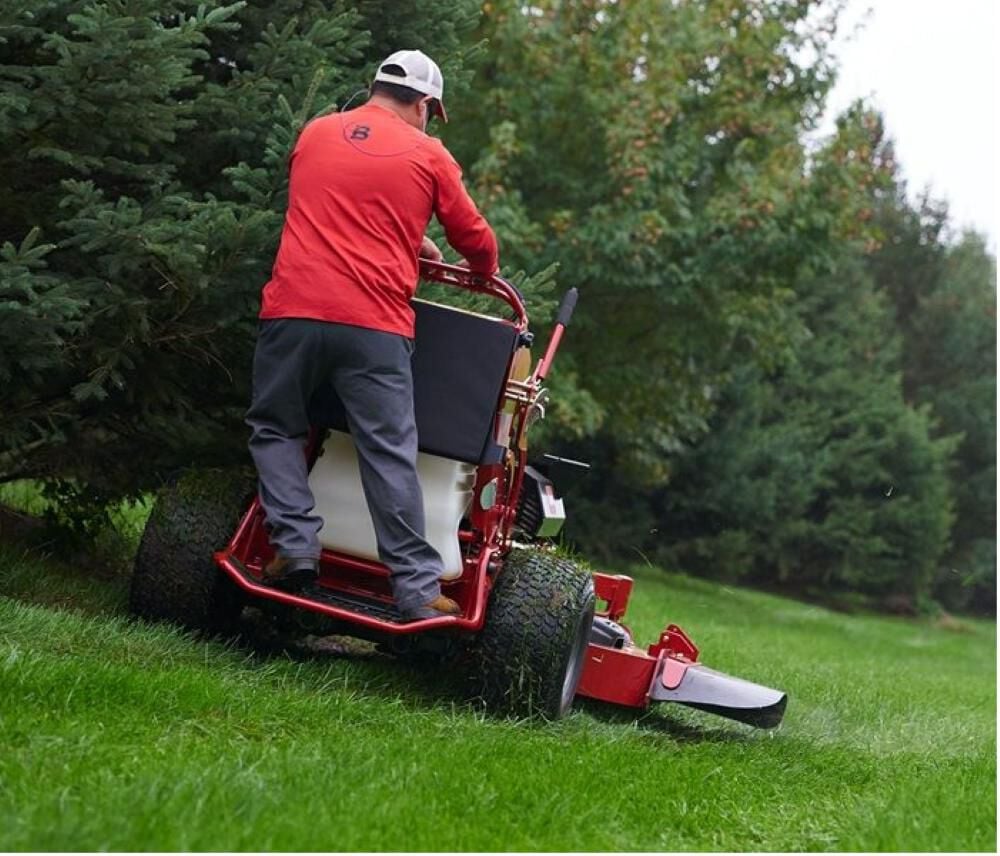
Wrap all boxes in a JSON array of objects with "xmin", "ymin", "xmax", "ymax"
[
  {"xmin": 474, "ymin": 547, "xmax": 595, "ymax": 719},
  {"xmin": 129, "ymin": 468, "xmax": 254, "ymax": 635}
]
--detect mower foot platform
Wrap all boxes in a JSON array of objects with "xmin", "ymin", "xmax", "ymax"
[
  {"xmin": 298, "ymin": 586, "xmax": 404, "ymax": 623},
  {"xmin": 224, "ymin": 555, "xmax": 404, "ymax": 623},
  {"xmin": 217, "ymin": 552, "xmax": 472, "ymax": 635}
]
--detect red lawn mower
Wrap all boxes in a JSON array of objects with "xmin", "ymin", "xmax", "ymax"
[{"xmin": 128, "ymin": 261, "xmax": 786, "ymax": 728}]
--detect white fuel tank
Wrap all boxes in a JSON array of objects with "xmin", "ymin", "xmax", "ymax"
[{"xmin": 307, "ymin": 430, "xmax": 475, "ymax": 580}]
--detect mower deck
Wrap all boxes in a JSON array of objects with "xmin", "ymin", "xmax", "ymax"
[{"xmin": 577, "ymin": 573, "xmax": 787, "ymax": 728}]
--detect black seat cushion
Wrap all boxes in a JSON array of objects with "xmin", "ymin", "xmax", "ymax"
[{"xmin": 309, "ymin": 299, "xmax": 519, "ymax": 464}]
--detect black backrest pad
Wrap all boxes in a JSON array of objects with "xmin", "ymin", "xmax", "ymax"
[
  {"xmin": 411, "ymin": 299, "xmax": 519, "ymax": 462},
  {"xmin": 309, "ymin": 300, "xmax": 519, "ymax": 464}
]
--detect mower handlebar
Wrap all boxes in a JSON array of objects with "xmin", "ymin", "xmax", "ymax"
[{"xmin": 418, "ymin": 259, "xmax": 527, "ymax": 329}]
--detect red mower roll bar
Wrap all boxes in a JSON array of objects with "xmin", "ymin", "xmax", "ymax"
[{"xmin": 418, "ymin": 259, "xmax": 528, "ymax": 331}]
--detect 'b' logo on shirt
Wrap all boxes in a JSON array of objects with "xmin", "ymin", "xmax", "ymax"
[{"xmin": 350, "ymin": 125, "xmax": 371, "ymax": 140}]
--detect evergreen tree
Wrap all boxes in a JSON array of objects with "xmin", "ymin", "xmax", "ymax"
[
  {"xmin": 863, "ymin": 189, "xmax": 996, "ymax": 613},
  {"xmin": 0, "ymin": 1, "xmax": 480, "ymax": 516},
  {"xmin": 873, "ymin": 215, "xmax": 996, "ymax": 612},
  {"xmin": 919, "ymin": 233, "xmax": 996, "ymax": 613},
  {"xmin": 646, "ymin": 252, "xmax": 957, "ymax": 607}
]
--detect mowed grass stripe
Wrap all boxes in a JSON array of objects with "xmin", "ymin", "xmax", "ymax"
[{"xmin": 0, "ymin": 559, "xmax": 995, "ymax": 851}]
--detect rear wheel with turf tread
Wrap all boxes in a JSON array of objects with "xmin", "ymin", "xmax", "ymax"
[
  {"xmin": 129, "ymin": 468, "xmax": 255, "ymax": 635},
  {"xmin": 474, "ymin": 547, "xmax": 595, "ymax": 719}
]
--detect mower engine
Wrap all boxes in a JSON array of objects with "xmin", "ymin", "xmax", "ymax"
[{"xmin": 514, "ymin": 466, "xmax": 566, "ymax": 539}]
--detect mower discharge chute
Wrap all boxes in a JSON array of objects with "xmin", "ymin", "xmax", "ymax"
[
  {"xmin": 580, "ymin": 577, "xmax": 786, "ymax": 728},
  {"xmin": 128, "ymin": 261, "xmax": 786, "ymax": 728}
]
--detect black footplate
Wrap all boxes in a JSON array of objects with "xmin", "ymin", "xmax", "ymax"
[
  {"xmin": 228, "ymin": 556, "xmax": 405, "ymax": 623},
  {"xmin": 300, "ymin": 585, "xmax": 404, "ymax": 623}
]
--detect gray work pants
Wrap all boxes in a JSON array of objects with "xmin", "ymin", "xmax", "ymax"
[{"xmin": 245, "ymin": 318, "xmax": 444, "ymax": 613}]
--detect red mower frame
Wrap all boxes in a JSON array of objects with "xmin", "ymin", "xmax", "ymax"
[
  {"xmin": 211, "ymin": 261, "xmax": 787, "ymax": 728},
  {"xmin": 213, "ymin": 261, "xmax": 537, "ymax": 637}
]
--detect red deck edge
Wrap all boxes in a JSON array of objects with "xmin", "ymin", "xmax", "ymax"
[{"xmin": 578, "ymin": 571, "xmax": 699, "ymax": 709}]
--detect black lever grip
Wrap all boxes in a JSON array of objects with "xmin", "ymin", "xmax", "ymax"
[{"xmin": 556, "ymin": 287, "xmax": 578, "ymax": 327}]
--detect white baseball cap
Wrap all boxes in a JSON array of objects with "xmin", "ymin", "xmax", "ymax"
[{"xmin": 373, "ymin": 49, "xmax": 448, "ymax": 122}]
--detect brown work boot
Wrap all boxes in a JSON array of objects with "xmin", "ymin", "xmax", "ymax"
[
  {"xmin": 261, "ymin": 556, "xmax": 318, "ymax": 591},
  {"xmin": 401, "ymin": 594, "xmax": 462, "ymax": 621}
]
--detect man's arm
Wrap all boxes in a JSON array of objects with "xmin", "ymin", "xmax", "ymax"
[{"xmin": 432, "ymin": 146, "xmax": 499, "ymax": 274}]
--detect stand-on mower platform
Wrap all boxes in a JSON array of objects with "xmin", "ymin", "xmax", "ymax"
[{"xmin": 129, "ymin": 261, "xmax": 787, "ymax": 728}]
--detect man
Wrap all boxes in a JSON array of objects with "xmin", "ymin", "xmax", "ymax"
[{"xmin": 246, "ymin": 49, "xmax": 499, "ymax": 621}]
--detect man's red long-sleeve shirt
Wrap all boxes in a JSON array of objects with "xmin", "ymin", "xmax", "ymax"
[{"xmin": 259, "ymin": 102, "xmax": 499, "ymax": 338}]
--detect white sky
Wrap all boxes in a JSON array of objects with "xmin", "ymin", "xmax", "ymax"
[{"xmin": 817, "ymin": 0, "xmax": 998, "ymax": 251}]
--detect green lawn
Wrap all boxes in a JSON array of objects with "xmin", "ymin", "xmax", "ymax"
[{"xmin": 0, "ymin": 539, "xmax": 995, "ymax": 851}]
